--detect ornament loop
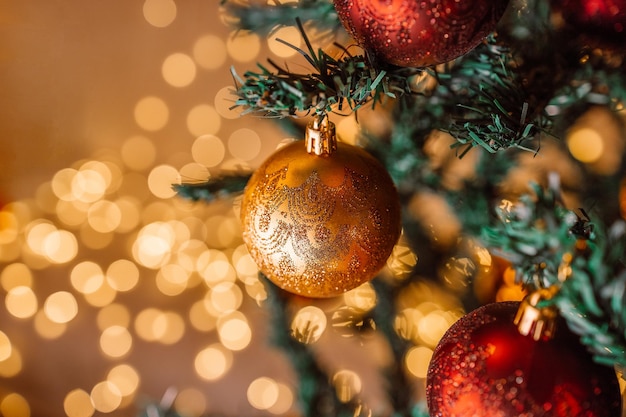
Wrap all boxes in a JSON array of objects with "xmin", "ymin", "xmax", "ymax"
[
  {"xmin": 306, "ymin": 118, "xmax": 337, "ymax": 156},
  {"xmin": 514, "ymin": 286, "xmax": 560, "ymax": 341}
]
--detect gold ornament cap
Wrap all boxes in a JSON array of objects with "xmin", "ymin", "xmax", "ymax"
[
  {"xmin": 306, "ymin": 119, "xmax": 337, "ymax": 156},
  {"xmin": 514, "ymin": 286, "xmax": 560, "ymax": 341}
]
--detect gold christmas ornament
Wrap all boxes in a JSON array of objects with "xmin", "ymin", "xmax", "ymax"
[{"xmin": 240, "ymin": 119, "xmax": 402, "ymax": 298}]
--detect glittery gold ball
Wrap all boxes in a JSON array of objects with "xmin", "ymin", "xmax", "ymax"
[
  {"xmin": 240, "ymin": 137, "xmax": 401, "ymax": 298},
  {"xmin": 333, "ymin": 0, "xmax": 510, "ymax": 67}
]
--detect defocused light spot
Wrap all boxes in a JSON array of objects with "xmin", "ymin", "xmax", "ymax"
[
  {"xmin": 56, "ymin": 200, "xmax": 88, "ymax": 227},
  {"xmin": 135, "ymin": 308, "xmax": 161, "ymax": 342},
  {"xmin": 197, "ymin": 249, "xmax": 236, "ymax": 286},
  {"xmin": 268, "ymin": 26, "xmax": 301, "ymax": 57},
  {"xmin": 73, "ymin": 169, "xmax": 107, "ymax": 203},
  {"xmin": 0, "ymin": 332, "xmax": 12, "ymax": 362},
  {"xmin": 90, "ymin": 381, "xmax": 122, "ymax": 413},
  {"xmin": 52, "ymin": 168, "xmax": 78, "ymax": 201},
  {"xmin": 343, "ymin": 283, "xmax": 376, "ymax": 312},
  {"xmin": 133, "ymin": 222, "xmax": 175, "ymax": 268},
  {"xmin": 567, "ymin": 127, "xmax": 604, "ymax": 163},
  {"xmin": 268, "ymin": 382, "xmax": 294, "ymax": 415},
  {"xmin": 143, "ymin": 0, "xmax": 177, "ymax": 27},
  {"xmin": 232, "ymin": 245, "xmax": 258, "ymax": 281},
  {"xmin": 192, "ymin": 135, "xmax": 225, "ymax": 168},
  {"xmin": 83, "ymin": 280, "xmax": 117, "ymax": 308},
  {"xmin": 25, "ymin": 220, "xmax": 56, "ymax": 256},
  {"xmin": 71, "ymin": 261, "xmax": 105, "ymax": 295},
  {"xmin": 44, "ymin": 291, "xmax": 78, "ymax": 324},
  {"xmin": 106, "ymin": 259, "xmax": 140, "ymax": 292},
  {"xmin": 148, "ymin": 165, "xmax": 179, "ymax": 199},
  {"xmin": 210, "ymin": 282, "xmax": 243, "ymax": 313},
  {"xmin": 291, "ymin": 306, "xmax": 327, "ymax": 344},
  {"xmin": 0, "ymin": 393, "xmax": 30, "ymax": 417},
  {"xmin": 1, "ymin": 263, "xmax": 33, "ymax": 291},
  {"xmin": 217, "ymin": 312, "xmax": 251, "ymax": 351},
  {"xmin": 0, "ymin": 210, "xmax": 18, "ymax": 244},
  {"xmin": 107, "ymin": 364, "xmax": 140, "ymax": 398},
  {"xmin": 332, "ymin": 370, "xmax": 362, "ymax": 403},
  {"xmin": 114, "ymin": 197, "xmax": 141, "ymax": 233},
  {"xmin": 394, "ymin": 308, "xmax": 423, "ymax": 342},
  {"xmin": 174, "ymin": 388, "xmax": 206, "ymax": 417},
  {"xmin": 162, "ymin": 53, "xmax": 197, "ymax": 87},
  {"xmin": 34, "ymin": 310, "xmax": 67, "ymax": 339},
  {"xmin": 5, "ymin": 286, "xmax": 37, "ymax": 319},
  {"xmin": 189, "ymin": 300, "xmax": 218, "ymax": 332},
  {"xmin": 418, "ymin": 310, "xmax": 451, "ymax": 347},
  {"xmin": 156, "ymin": 263, "xmax": 189, "ymax": 296},
  {"xmin": 100, "ymin": 326, "xmax": 132, "ymax": 358},
  {"xmin": 97, "ymin": 303, "xmax": 131, "ymax": 331},
  {"xmin": 194, "ymin": 344, "xmax": 233, "ymax": 381},
  {"xmin": 337, "ymin": 117, "xmax": 359, "ymax": 145},
  {"xmin": 228, "ymin": 128, "xmax": 261, "ymax": 161},
  {"xmin": 405, "ymin": 346, "xmax": 433, "ymax": 378},
  {"xmin": 79, "ymin": 223, "xmax": 114, "ymax": 251},
  {"xmin": 121, "ymin": 136, "xmax": 157, "ymax": 172},
  {"xmin": 179, "ymin": 163, "xmax": 209, "ymax": 183},
  {"xmin": 156, "ymin": 311, "xmax": 185, "ymax": 345},
  {"xmin": 134, "ymin": 96, "xmax": 169, "ymax": 132},
  {"xmin": 227, "ymin": 32, "xmax": 261, "ymax": 62},
  {"xmin": 193, "ymin": 34, "xmax": 227, "ymax": 70},
  {"xmin": 64, "ymin": 389, "xmax": 94, "ymax": 417},
  {"xmin": 0, "ymin": 347, "xmax": 22, "ymax": 377},
  {"xmin": 247, "ymin": 377, "xmax": 279, "ymax": 410},
  {"xmin": 187, "ymin": 104, "xmax": 221, "ymax": 137},
  {"xmin": 88, "ymin": 201, "xmax": 122, "ymax": 233},
  {"xmin": 214, "ymin": 86, "xmax": 242, "ymax": 119}
]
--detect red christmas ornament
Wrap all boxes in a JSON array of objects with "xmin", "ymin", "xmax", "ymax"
[
  {"xmin": 552, "ymin": 0, "xmax": 626, "ymax": 41},
  {"xmin": 333, "ymin": 0, "xmax": 511, "ymax": 67},
  {"xmin": 426, "ymin": 301, "xmax": 621, "ymax": 417}
]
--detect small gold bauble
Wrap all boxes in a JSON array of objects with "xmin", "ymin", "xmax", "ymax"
[{"xmin": 240, "ymin": 120, "xmax": 401, "ymax": 298}]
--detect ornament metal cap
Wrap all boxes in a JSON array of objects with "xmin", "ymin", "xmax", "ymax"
[
  {"xmin": 306, "ymin": 118, "xmax": 337, "ymax": 156},
  {"xmin": 514, "ymin": 286, "xmax": 560, "ymax": 341}
]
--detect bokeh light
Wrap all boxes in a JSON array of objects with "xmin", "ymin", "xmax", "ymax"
[
  {"xmin": 186, "ymin": 104, "xmax": 222, "ymax": 137},
  {"xmin": 226, "ymin": 32, "xmax": 261, "ymax": 62},
  {"xmin": 291, "ymin": 306, "xmax": 327, "ymax": 344},
  {"xmin": 193, "ymin": 34, "xmax": 227, "ymax": 70},
  {"xmin": 162, "ymin": 53, "xmax": 197, "ymax": 87},
  {"xmin": 192, "ymin": 134, "xmax": 226, "ymax": 168},
  {"xmin": 143, "ymin": 0, "xmax": 177, "ymax": 27},
  {"xmin": 0, "ymin": 393, "xmax": 30, "ymax": 417},
  {"xmin": 90, "ymin": 381, "xmax": 122, "ymax": 413},
  {"xmin": 44, "ymin": 291, "xmax": 78, "ymax": 324},
  {"xmin": 194, "ymin": 344, "xmax": 233, "ymax": 381},
  {"xmin": 247, "ymin": 377, "xmax": 279, "ymax": 411},
  {"xmin": 134, "ymin": 96, "xmax": 169, "ymax": 132},
  {"xmin": 100, "ymin": 326, "xmax": 133, "ymax": 358},
  {"xmin": 63, "ymin": 389, "xmax": 95, "ymax": 417}
]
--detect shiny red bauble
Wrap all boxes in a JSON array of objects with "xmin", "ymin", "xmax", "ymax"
[
  {"xmin": 426, "ymin": 302, "xmax": 622, "ymax": 417},
  {"xmin": 333, "ymin": 0, "xmax": 510, "ymax": 67},
  {"xmin": 553, "ymin": 0, "xmax": 626, "ymax": 41}
]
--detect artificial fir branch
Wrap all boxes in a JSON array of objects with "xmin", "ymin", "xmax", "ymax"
[
  {"xmin": 220, "ymin": 0, "xmax": 340, "ymax": 37},
  {"xmin": 172, "ymin": 173, "xmax": 250, "ymax": 203}
]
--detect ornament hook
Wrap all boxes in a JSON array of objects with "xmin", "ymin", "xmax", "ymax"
[{"xmin": 514, "ymin": 285, "xmax": 560, "ymax": 341}]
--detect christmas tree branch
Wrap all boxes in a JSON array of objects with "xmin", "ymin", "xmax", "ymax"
[
  {"xmin": 220, "ymin": 0, "xmax": 340, "ymax": 36},
  {"xmin": 173, "ymin": 173, "xmax": 250, "ymax": 203}
]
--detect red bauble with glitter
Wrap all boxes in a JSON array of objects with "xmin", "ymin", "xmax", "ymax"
[
  {"xmin": 426, "ymin": 302, "xmax": 621, "ymax": 417},
  {"xmin": 552, "ymin": 0, "xmax": 626, "ymax": 42},
  {"xmin": 332, "ymin": 0, "xmax": 511, "ymax": 67}
]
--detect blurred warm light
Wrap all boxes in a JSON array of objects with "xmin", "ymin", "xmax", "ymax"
[
  {"xmin": 332, "ymin": 370, "xmax": 362, "ymax": 403},
  {"xmin": 162, "ymin": 53, "xmax": 197, "ymax": 87},
  {"xmin": 83, "ymin": 281, "xmax": 117, "ymax": 307},
  {"xmin": 100, "ymin": 326, "xmax": 133, "ymax": 358},
  {"xmin": 25, "ymin": 220, "xmax": 56, "ymax": 256},
  {"xmin": 343, "ymin": 283, "xmax": 377, "ymax": 312},
  {"xmin": 87, "ymin": 200, "xmax": 122, "ymax": 233},
  {"xmin": 71, "ymin": 261, "xmax": 105, "ymax": 295},
  {"xmin": 135, "ymin": 308, "xmax": 162, "ymax": 342},
  {"xmin": 192, "ymin": 134, "xmax": 226, "ymax": 168},
  {"xmin": 174, "ymin": 388, "xmax": 207, "ymax": 417},
  {"xmin": 107, "ymin": 364, "xmax": 140, "ymax": 398},
  {"xmin": 337, "ymin": 116, "xmax": 360, "ymax": 145},
  {"xmin": 0, "ymin": 331, "xmax": 12, "ymax": 362},
  {"xmin": 418, "ymin": 310, "xmax": 453, "ymax": 348},
  {"xmin": 0, "ymin": 210, "xmax": 18, "ymax": 244},
  {"xmin": 186, "ymin": 104, "xmax": 222, "ymax": 137},
  {"xmin": 148, "ymin": 165, "xmax": 180, "ymax": 199},
  {"xmin": 156, "ymin": 311, "xmax": 185, "ymax": 344},
  {"xmin": 194, "ymin": 343, "xmax": 233, "ymax": 381},
  {"xmin": 405, "ymin": 346, "xmax": 433, "ymax": 378},
  {"xmin": 1, "ymin": 263, "xmax": 33, "ymax": 291},
  {"xmin": 268, "ymin": 382, "xmax": 294, "ymax": 415},
  {"xmin": 43, "ymin": 229, "xmax": 78, "ymax": 264},
  {"xmin": 156, "ymin": 263, "xmax": 190, "ymax": 296},
  {"xmin": 189, "ymin": 300, "xmax": 218, "ymax": 332},
  {"xmin": 193, "ymin": 34, "xmax": 227, "ymax": 70},
  {"xmin": 228, "ymin": 128, "xmax": 261, "ymax": 161},
  {"xmin": 394, "ymin": 308, "xmax": 423, "ymax": 342},
  {"xmin": 106, "ymin": 259, "xmax": 140, "ymax": 292},
  {"xmin": 197, "ymin": 249, "xmax": 237, "ymax": 286},
  {"xmin": 567, "ymin": 127, "xmax": 604, "ymax": 163},
  {"xmin": 134, "ymin": 96, "xmax": 169, "ymax": 132},
  {"xmin": 232, "ymin": 244, "xmax": 258, "ymax": 280},
  {"xmin": 90, "ymin": 381, "xmax": 122, "ymax": 413},
  {"xmin": 51, "ymin": 168, "xmax": 78, "ymax": 201},
  {"xmin": 143, "ymin": 0, "xmax": 177, "ymax": 27},
  {"xmin": 247, "ymin": 377, "xmax": 279, "ymax": 410},
  {"xmin": 226, "ymin": 31, "xmax": 261, "ymax": 62},
  {"xmin": 63, "ymin": 388, "xmax": 95, "ymax": 417},
  {"xmin": 214, "ymin": 87, "xmax": 242, "ymax": 119},
  {"xmin": 268, "ymin": 26, "xmax": 301, "ymax": 58},
  {"xmin": 217, "ymin": 312, "xmax": 252, "ymax": 351},
  {"xmin": 44, "ymin": 291, "xmax": 78, "ymax": 324},
  {"xmin": 386, "ymin": 240, "xmax": 418, "ymax": 280},
  {"xmin": 72, "ymin": 168, "xmax": 108, "ymax": 204},
  {"xmin": 5, "ymin": 286, "xmax": 37, "ymax": 319},
  {"xmin": 34, "ymin": 309, "xmax": 67, "ymax": 339},
  {"xmin": 291, "ymin": 306, "xmax": 327, "ymax": 344},
  {"xmin": 121, "ymin": 136, "xmax": 157, "ymax": 172},
  {"xmin": 0, "ymin": 346, "xmax": 22, "ymax": 377},
  {"xmin": 209, "ymin": 281, "xmax": 243, "ymax": 313},
  {"xmin": 97, "ymin": 303, "xmax": 131, "ymax": 331},
  {"xmin": 133, "ymin": 222, "xmax": 175, "ymax": 268},
  {"xmin": 205, "ymin": 215, "xmax": 240, "ymax": 248},
  {"xmin": 0, "ymin": 393, "xmax": 30, "ymax": 417}
]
